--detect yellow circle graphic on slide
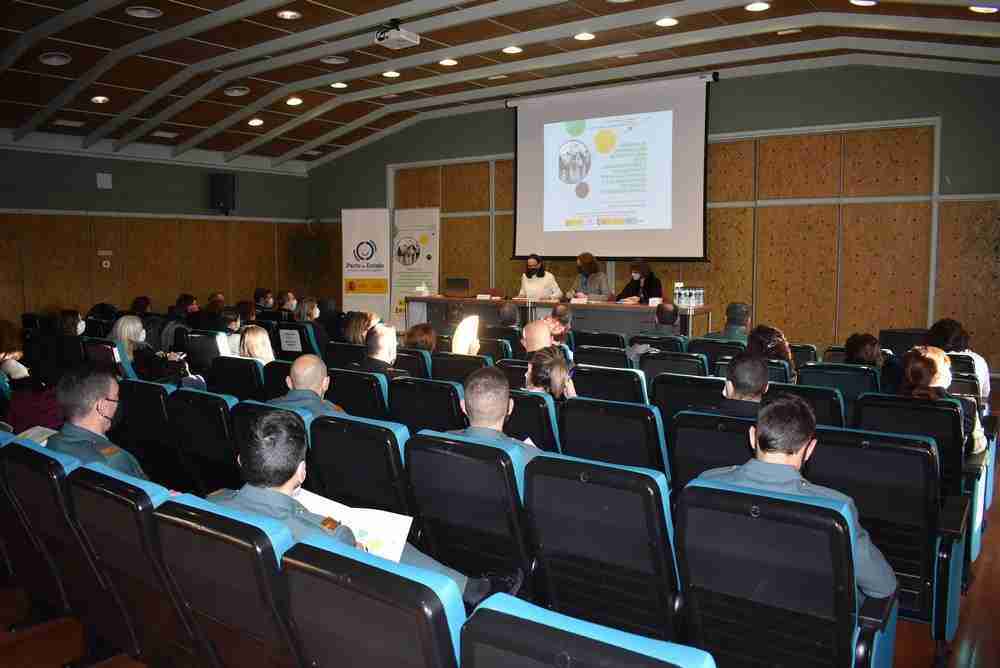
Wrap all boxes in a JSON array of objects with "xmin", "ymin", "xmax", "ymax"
[{"xmin": 594, "ymin": 129, "xmax": 618, "ymax": 154}]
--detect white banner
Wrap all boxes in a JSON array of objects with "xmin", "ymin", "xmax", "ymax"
[
  {"xmin": 390, "ymin": 208, "xmax": 440, "ymax": 328},
  {"xmin": 342, "ymin": 209, "xmax": 390, "ymax": 320}
]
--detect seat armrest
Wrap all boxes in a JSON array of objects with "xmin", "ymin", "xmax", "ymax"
[
  {"xmin": 938, "ymin": 495, "xmax": 970, "ymax": 540},
  {"xmin": 858, "ymin": 592, "xmax": 896, "ymax": 631},
  {"xmin": 963, "ymin": 450, "xmax": 987, "ymax": 477},
  {"xmin": 984, "ymin": 415, "xmax": 998, "ymax": 441}
]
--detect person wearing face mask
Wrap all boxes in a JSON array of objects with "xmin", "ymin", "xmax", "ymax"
[
  {"xmin": 111, "ymin": 314, "xmax": 196, "ymax": 386},
  {"xmin": 616, "ymin": 260, "xmax": 663, "ymax": 305},
  {"xmin": 277, "ymin": 290, "xmax": 298, "ymax": 320},
  {"xmin": 60, "ymin": 309, "xmax": 87, "ymax": 337},
  {"xmin": 517, "ymin": 254, "xmax": 563, "ymax": 301},
  {"xmin": 565, "ymin": 252, "xmax": 610, "ymax": 302},
  {"xmin": 47, "ymin": 367, "xmax": 148, "ymax": 480},
  {"xmin": 294, "ymin": 297, "xmax": 329, "ymax": 349}
]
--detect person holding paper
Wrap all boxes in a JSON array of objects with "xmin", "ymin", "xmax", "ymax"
[
  {"xmin": 212, "ymin": 410, "xmax": 524, "ymax": 610},
  {"xmin": 565, "ymin": 252, "xmax": 610, "ymax": 301},
  {"xmin": 269, "ymin": 354, "xmax": 344, "ymax": 417},
  {"xmin": 616, "ymin": 260, "xmax": 663, "ymax": 305},
  {"xmin": 517, "ymin": 254, "xmax": 563, "ymax": 301}
]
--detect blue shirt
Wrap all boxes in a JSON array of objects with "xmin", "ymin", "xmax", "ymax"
[
  {"xmin": 268, "ymin": 388, "xmax": 343, "ymax": 418},
  {"xmin": 47, "ymin": 423, "xmax": 148, "ymax": 480},
  {"xmin": 211, "ymin": 484, "xmax": 356, "ymax": 545},
  {"xmin": 449, "ymin": 426, "xmax": 539, "ymax": 462}
]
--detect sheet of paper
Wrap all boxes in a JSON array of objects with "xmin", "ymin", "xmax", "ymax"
[
  {"xmin": 17, "ymin": 426, "xmax": 58, "ymax": 445},
  {"xmin": 294, "ymin": 488, "xmax": 413, "ymax": 563}
]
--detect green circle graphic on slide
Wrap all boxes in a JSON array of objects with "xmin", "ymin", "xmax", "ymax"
[{"xmin": 564, "ymin": 120, "xmax": 586, "ymax": 137}]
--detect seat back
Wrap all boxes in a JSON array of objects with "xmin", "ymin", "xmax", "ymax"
[
  {"xmin": 166, "ymin": 389, "xmax": 241, "ymax": 496},
  {"xmin": 879, "ymin": 328, "xmax": 928, "ymax": 357},
  {"xmin": 154, "ymin": 495, "xmax": 299, "ymax": 668},
  {"xmin": 687, "ymin": 338, "xmax": 746, "ymax": 366},
  {"xmin": 463, "ymin": 593, "xmax": 717, "ymax": 668},
  {"xmin": 668, "ymin": 411, "xmax": 754, "ymax": 494},
  {"xmin": 84, "ymin": 337, "xmax": 136, "ymax": 379},
  {"xmin": 806, "ymin": 427, "xmax": 940, "ymax": 621},
  {"xmin": 117, "ymin": 379, "xmax": 193, "ymax": 491},
  {"xmin": 307, "ymin": 414, "xmax": 412, "ymax": 514},
  {"xmin": 85, "ymin": 316, "xmax": 114, "ymax": 339},
  {"xmin": 505, "ymin": 390, "xmax": 560, "ymax": 453},
  {"xmin": 2, "ymin": 441, "xmax": 140, "ymax": 655},
  {"xmin": 389, "ymin": 378, "xmax": 468, "ymax": 433},
  {"xmin": 431, "ymin": 352, "xmax": 492, "ymax": 383},
  {"xmin": 572, "ymin": 365, "xmax": 647, "ymax": 404},
  {"xmin": 327, "ymin": 368, "xmax": 389, "ymax": 420},
  {"xmin": 715, "ymin": 357, "xmax": 791, "ymax": 383},
  {"xmin": 184, "ymin": 330, "xmax": 227, "ymax": 374},
  {"xmin": 171, "ymin": 323, "xmax": 191, "ymax": 354},
  {"xmin": 479, "ymin": 338, "xmax": 513, "ymax": 361},
  {"xmin": 855, "ymin": 393, "xmax": 965, "ymax": 497},
  {"xmin": 284, "ymin": 535, "xmax": 465, "ymax": 668},
  {"xmin": 396, "ymin": 348, "xmax": 433, "ymax": 378},
  {"xmin": 276, "ymin": 322, "xmax": 321, "ymax": 361},
  {"xmin": 560, "ymin": 398, "xmax": 668, "ymax": 476},
  {"xmin": 496, "ymin": 358, "xmax": 529, "ymax": 390},
  {"xmin": 484, "ymin": 325, "xmax": 525, "ymax": 359},
  {"xmin": 630, "ymin": 334, "xmax": 687, "ymax": 353},
  {"xmin": 823, "ymin": 345, "xmax": 847, "ymax": 363},
  {"xmin": 640, "ymin": 351, "xmax": 710, "ymax": 382},
  {"xmin": 262, "ymin": 360, "xmax": 293, "ymax": 401},
  {"xmin": 651, "ymin": 374, "xmax": 726, "ymax": 423},
  {"xmin": 765, "ymin": 383, "xmax": 845, "ymax": 428},
  {"xmin": 326, "ymin": 341, "xmax": 367, "ymax": 370},
  {"xmin": 949, "ymin": 373, "xmax": 981, "ymax": 406},
  {"xmin": 526, "ymin": 455, "xmax": 679, "ymax": 639},
  {"xmin": 574, "ymin": 330, "xmax": 626, "ymax": 349},
  {"xmin": 947, "ymin": 353, "xmax": 976, "ymax": 376},
  {"xmin": 676, "ymin": 481, "xmax": 860, "ymax": 668},
  {"xmin": 68, "ymin": 464, "xmax": 205, "ymax": 665},
  {"xmin": 406, "ymin": 430, "xmax": 532, "ymax": 578},
  {"xmin": 790, "ymin": 343, "xmax": 818, "ymax": 368},
  {"xmin": 208, "ymin": 356, "xmax": 266, "ymax": 401},
  {"xmin": 141, "ymin": 314, "xmax": 167, "ymax": 353},
  {"xmin": 254, "ymin": 309, "xmax": 290, "ymax": 323},
  {"xmin": 798, "ymin": 363, "xmax": 879, "ymax": 422},
  {"xmin": 574, "ymin": 345, "xmax": 631, "ymax": 369}
]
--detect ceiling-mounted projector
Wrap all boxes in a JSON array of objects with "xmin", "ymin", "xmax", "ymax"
[{"xmin": 375, "ymin": 19, "xmax": 420, "ymax": 50}]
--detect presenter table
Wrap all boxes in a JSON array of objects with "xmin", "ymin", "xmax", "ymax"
[{"xmin": 404, "ymin": 296, "xmax": 712, "ymax": 340}]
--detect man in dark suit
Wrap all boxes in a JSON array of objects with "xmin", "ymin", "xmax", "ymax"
[
  {"xmin": 356, "ymin": 324, "xmax": 409, "ymax": 379},
  {"xmin": 718, "ymin": 351, "xmax": 768, "ymax": 419}
]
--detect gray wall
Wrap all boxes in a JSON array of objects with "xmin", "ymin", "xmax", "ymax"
[
  {"xmin": 0, "ymin": 150, "xmax": 310, "ymax": 219},
  {"xmin": 309, "ymin": 65, "xmax": 1000, "ymax": 217}
]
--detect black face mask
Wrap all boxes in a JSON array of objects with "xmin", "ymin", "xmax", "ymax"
[{"xmin": 526, "ymin": 265, "xmax": 543, "ymax": 278}]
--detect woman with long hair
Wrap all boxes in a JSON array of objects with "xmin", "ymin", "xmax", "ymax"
[
  {"xmin": 110, "ymin": 314, "xmax": 196, "ymax": 385},
  {"xmin": 616, "ymin": 259, "xmax": 663, "ymax": 304},
  {"xmin": 747, "ymin": 324, "xmax": 795, "ymax": 382},
  {"xmin": 239, "ymin": 324, "xmax": 275, "ymax": 365},
  {"xmin": 525, "ymin": 345, "xmax": 576, "ymax": 404}
]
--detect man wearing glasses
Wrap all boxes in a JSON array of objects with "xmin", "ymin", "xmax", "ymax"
[{"xmin": 46, "ymin": 368, "xmax": 147, "ymax": 480}]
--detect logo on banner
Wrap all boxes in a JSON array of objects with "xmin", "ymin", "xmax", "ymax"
[
  {"xmin": 346, "ymin": 239, "xmax": 385, "ymax": 272},
  {"xmin": 353, "ymin": 240, "xmax": 377, "ymax": 262}
]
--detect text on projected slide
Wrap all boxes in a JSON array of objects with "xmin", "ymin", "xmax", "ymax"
[{"xmin": 543, "ymin": 110, "xmax": 673, "ymax": 233}]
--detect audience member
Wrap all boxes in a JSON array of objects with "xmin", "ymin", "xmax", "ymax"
[
  {"xmin": 747, "ymin": 324, "xmax": 796, "ymax": 381},
  {"xmin": 111, "ymin": 315, "xmax": 198, "ymax": 386},
  {"xmin": 60, "ymin": 309, "xmax": 85, "ymax": 337},
  {"xmin": 129, "ymin": 296, "xmax": 152, "ymax": 316},
  {"xmin": 221, "ymin": 309, "xmax": 242, "ymax": 354},
  {"xmin": 316, "ymin": 298, "xmax": 344, "ymax": 342},
  {"xmin": 47, "ymin": 368, "xmax": 147, "ymax": 480},
  {"xmin": 521, "ymin": 320, "xmax": 554, "ymax": 357},
  {"xmin": 451, "ymin": 315, "xmax": 480, "ymax": 356},
  {"xmin": 517, "ymin": 254, "xmax": 563, "ymax": 301},
  {"xmin": 487, "ymin": 302, "xmax": 525, "ymax": 358},
  {"xmin": 639, "ymin": 303, "xmax": 680, "ymax": 337},
  {"xmin": 844, "ymin": 332, "xmax": 903, "ymax": 393},
  {"xmin": 254, "ymin": 288, "xmax": 275, "ymax": 311},
  {"xmin": 240, "ymin": 325, "xmax": 275, "ymax": 365},
  {"xmin": 525, "ymin": 346, "xmax": 576, "ymax": 404},
  {"xmin": 403, "ymin": 323, "xmax": 437, "ymax": 352},
  {"xmin": 189, "ymin": 293, "xmax": 226, "ymax": 331},
  {"xmin": 235, "ymin": 300, "xmax": 256, "ymax": 327},
  {"xmin": 212, "ymin": 410, "xmax": 522, "ymax": 610},
  {"xmin": 545, "ymin": 304, "xmax": 572, "ymax": 345},
  {"xmin": 697, "ymin": 394, "xmax": 896, "ymax": 600},
  {"xmin": 0, "ymin": 321, "xmax": 29, "ymax": 381},
  {"xmin": 294, "ymin": 297, "xmax": 329, "ymax": 349},
  {"xmin": 566, "ymin": 252, "xmax": 610, "ymax": 301},
  {"xmin": 357, "ymin": 324, "xmax": 408, "ymax": 379},
  {"xmin": 616, "ymin": 260, "xmax": 663, "ymax": 304},
  {"xmin": 175, "ymin": 293, "xmax": 199, "ymax": 320},
  {"xmin": 719, "ymin": 352, "xmax": 768, "ymax": 418},
  {"xmin": 705, "ymin": 302, "xmax": 751, "ymax": 342},
  {"xmin": 87, "ymin": 302, "xmax": 119, "ymax": 323},
  {"xmin": 452, "ymin": 366, "xmax": 539, "ymax": 458},
  {"xmin": 900, "ymin": 346, "xmax": 986, "ymax": 454},
  {"xmin": 268, "ymin": 354, "xmax": 343, "ymax": 417},
  {"xmin": 927, "ymin": 318, "xmax": 990, "ymax": 400},
  {"xmin": 277, "ymin": 290, "xmax": 298, "ymax": 315},
  {"xmin": 344, "ymin": 311, "xmax": 378, "ymax": 345}
]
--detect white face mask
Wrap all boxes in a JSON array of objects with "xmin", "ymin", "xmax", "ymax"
[
  {"xmin": 937, "ymin": 368, "xmax": 953, "ymax": 389},
  {"xmin": 631, "ymin": 272, "xmax": 641, "ymax": 281},
  {"xmin": 76, "ymin": 320, "xmax": 86, "ymax": 336},
  {"xmin": 136, "ymin": 329, "xmax": 147, "ymax": 343},
  {"xmin": 312, "ymin": 308, "xmax": 320, "ymax": 320}
]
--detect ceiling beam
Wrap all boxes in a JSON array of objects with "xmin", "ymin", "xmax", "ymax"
[
  {"xmin": 106, "ymin": 0, "xmax": 566, "ymax": 151},
  {"xmin": 86, "ymin": 0, "xmax": 524, "ymax": 149},
  {"xmin": 0, "ymin": 0, "xmax": 129, "ymax": 75},
  {"xmin": 216, "ymin": 13, "xmax": 998, "ymax": 162}
]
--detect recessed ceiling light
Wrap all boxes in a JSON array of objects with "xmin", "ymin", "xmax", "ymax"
[
  {"xmin": 286, "ymin": 96, "xmax": 303, "ymax": 106},
  {"xmin": 125, "ymin": 6, "xmax": 163, "ymax": 18},
  {"xmin": 224, "ymin": 85, "xmax": 250, "ymax": 97},
  {"xmin": 39, "ymin": 51, "xmax": 72, "ymax": 66},
  {"xmin": 745, "ymin": 2, "xmax": 770, "ymax": 10},
  {"xmin": 381, "ymin": 93, "xmax": 399, "ymax": 99},
  {"xmin": 382, "ymin": 70, "xmax": 400, "ymax": 78},
  {"xmin": 439, "ymin": 58, "xmax": 458, "ymax": 66},
  {"xmin": 320, "ymin": 55, "xmax": 349, "ymax": 65},
  {"xmin": 330, "ymin": 82, "xmax": 348, "ymax": 89},
  {"xmin": 574, "ymin": 32, "xmax": 595, "ymax": 41},
  {"xmin": 777, "ymin": 28, "xmax": 802, "ymax": 35},
  {"xmin": 502, "ymin": 46, "xmax": 523, "ymax": 54},
  {"xmin": 969, "ymin": 5, "xmax": 998, "ymax": 13},
  {"xmin": 248, "ymin": 118, "xmax": 264, "ymax": 127},
  {"xmin": 849, "ymin": 0, "xmax": 877, "ymax": 6},
  {"xmin": 90, "ymin": 95, "xmax": 109, "ymax": 104},
  {"xmin": 487, "ymin": 74, "xmax": 508, "ymax": 80},
  {"xmin": 276, "ymin": 9, "xmax": 302, "ymax": 20},
  {"xmin": 304, "ymin": 149, "xmax": 323, "ymax": 156},
  {"xmin": 606, "ymin": 0, "xmax": 636, "ymax": 3},
  {"xmin": 616, "ymin": 52, "xmax": 639, "ymax": 59},
  {"xmin": 151, "ymin": 130, "xmax": 179, "ymax": 139},
  {"xmin": 655, "ymin": 17, "xmax": 679, "ymax": 27},
  {"xmin": 52, "ymin": 119, "xmax": 85, "ymax": 128}
]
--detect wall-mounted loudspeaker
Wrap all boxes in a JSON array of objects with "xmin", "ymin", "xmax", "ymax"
[{"xmin": 210, "ymin": 173, "xmax": 238, "ymax": 215}]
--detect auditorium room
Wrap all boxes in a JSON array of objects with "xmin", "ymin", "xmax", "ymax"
[{"xmin": 1, "ymin": 0, "xmax": 999, "ymax": 666}]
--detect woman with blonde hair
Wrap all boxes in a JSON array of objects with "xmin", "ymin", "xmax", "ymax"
[
  {"xmin": 451, "ymin": 315, "xmax": 480, "ymax": 356},
  {"xmin": 239, "ymin": 324, "xmax": 275, "ymax": 364},
  {"xmin": 901, "ymin": 346, "xmax": 985, "ymax": 454},
  {"xmin": 525, "ymin": 345, "xmax": 576, "ymax": 404},
  {"xmin": 111, "ymin": 314, "xmax": 195, "ymax": 385},
  {"xmin": 344, "ymin": 311, "xmax": 379, "ymax": 345}
]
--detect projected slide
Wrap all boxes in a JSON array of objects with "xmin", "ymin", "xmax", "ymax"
[{"xmin": 543, "ymin": 110, "xmax": 672, "ymax": 233}]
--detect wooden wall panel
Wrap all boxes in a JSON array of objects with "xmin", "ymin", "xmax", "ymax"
[
  {"xmin": 685, "ymin": 207, "xmax": 755, "ymax": 332},
  {"xmin": 757, "ymin": 134, "xmax": 842, "ymax": 199},
  {"xmin": 21, "ymin": 215, "xmax": 93, "ymax": 314},
  {"xmin": 276, "ymin": 223, "xmax": 312, "ymax": 299},
  {"xmin": 495, "ymin": 160, "xmax": 514, "ymax": 210},
  {"xmin": 707, "ymin": 140, "xmax": 755, "ymax": 202},
  {"xmin": 441, "ymin": 216, "xmax": 491, "ymax": 296},
  {"xmin": 308, "ymin": 222, "xmax": 343, "ymax": 306},
  {"xmin": 91, "ymin": 219, "xmax": 127, "ymax": 309},
  {"xmin": 177, "ymin": 220, "xmax": 231, "ymax": 304},
  {"xmin": 123, "ymin": 219, "xmax": 180, "ymax": 314},
  {"xmin": 756, "ymin": 206, "xmax": 839, "ymax": 347},
  {"xmin": 395, "ymin": 166, "xmax": 441, "ymax": 209},
  {"xmin": 442, "ymin": 162, "xmax": 490, "ymax": 213},
  {"xmin": 936, "ymin": 200, "xmax": 1000, "ymax": 369},
  {"xmin": 230, "ymin": 221, "xmax": 276, "ymax": 307},
  {"xmin": 838, "ymin": 203, "xmax": 931, "ymax": 341},
  {"xmin": 494, "ymin": 214, "xmax": 519, "ymax": 298},
  {"xmin": 844, "ymin": 127, "xmax": 933, "ymax": 197},
  {"xmin": 0, "ymin": 216, "xmax": 26, "ymax": 329}
]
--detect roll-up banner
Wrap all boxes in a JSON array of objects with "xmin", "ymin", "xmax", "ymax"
[{"xmin": 342, "ymin": 209, "xmax": 391, "ymax": 320}]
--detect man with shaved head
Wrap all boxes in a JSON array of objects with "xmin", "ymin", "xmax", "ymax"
[
  {"xmin": 268, "ymin": 353, "xmax": 344, "ymax": 417},
  {"xmin": 521, "ymin": 320, "xmax": 554, "ymax": 358},
  {"xmin": 356, "ymin": 323, "xmax": 409, "ymax": 379}
]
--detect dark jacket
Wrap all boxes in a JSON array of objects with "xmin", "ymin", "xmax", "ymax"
[
  {"xmin": 132, "ymin": 344, "xmax": 189, "ymax": 385},
  {"xmin": 616, "ymin": 273, "xmax": 663, "ymax": 304},
  {"xmin": 716, "ymin": 397, "xmax": 761, "ymax": 419},
  {"xmin": 356, "ymin": 357, "xmax": 410, "ymax": 380}
]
